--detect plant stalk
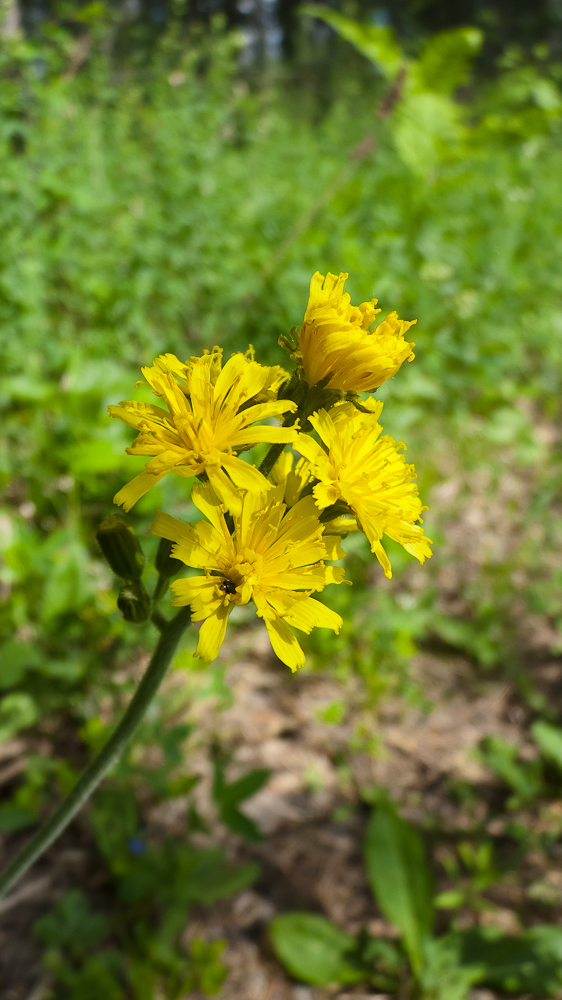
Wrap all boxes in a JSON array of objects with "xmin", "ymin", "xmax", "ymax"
[
  {"xmin": 0, "ymin": 606, "xmax": 192, "ymax": 899},
  {"xmin": 258, "ymin": 441, "xmax": 286, "ymax": 478}
]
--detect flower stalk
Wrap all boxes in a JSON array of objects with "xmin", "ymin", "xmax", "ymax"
[{"xmin": 0, "ymin": 606, "xmax": 192, "ymax": 899}]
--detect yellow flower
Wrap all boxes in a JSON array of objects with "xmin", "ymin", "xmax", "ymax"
[
  {"xmin": 294, "ymin": 401, "xmax": 432, "ymax": 579},
  {"xmin": 298, "ymin": 271, "xmax": 416, "ymax": 392},
  {"xmin": 151, "ymin": 482, "xmax": 345, "ymax": 671},
  {"xmin": 269, "ymin": 450, "xmax": 313, "ymax": 507},
  {"xmin": 109, "ymin": 349, "xmax": 297, "ymax": 512}
]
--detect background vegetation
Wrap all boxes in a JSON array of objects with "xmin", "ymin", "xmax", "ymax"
[{"xmin": 2, "ymin": 2, "xmax": 562, "ymax": 997}]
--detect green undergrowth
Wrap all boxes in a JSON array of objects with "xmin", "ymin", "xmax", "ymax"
[{"xmin": 2, "ymin": 6, "xmax": 562, "ymax": 997}]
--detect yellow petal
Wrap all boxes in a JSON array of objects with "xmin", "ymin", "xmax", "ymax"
[
  {"xmin": 294, "ymin": 432, "xmax": 323, "ymax": 464},
  {"xmin": 322, "ymin": 535, "xmax": 346, "ymax": 560},
  {"xmin": 113, "ymin": 470, "xmax": 167, "ymax": 511},
  {"xmin": 264, "ymin": 616, "xmax": 305, "ymax": 672},
  {"xmin": 195, "ymin": 604, "xmax": 232, "ymax": 663},
  {"xmin": 233, "ymin": 426, "xmax": 299, "ymax": 447},
  {"xmin": 222, "ymin": 454, "xmax": 271, "ymax": 493},
  {"xmin": 284, "ymin": 596, "xmax": 343, "ymax": 634},
  {"xmin": 171, "ymin": 577, "xmax": 223, "ymax": 619}
]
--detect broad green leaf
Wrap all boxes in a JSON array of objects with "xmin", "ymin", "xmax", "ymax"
[
  {"xmin": 269, "ymin": 912, "xmax": 363, "ymax": 986},
  {"xmin": 299, "ymin": 5, "xmax": 404, "ymax": 78},
  {"xmin": 414, "ymin": 28, "xmax": 483, "ymax": 95},
  {"xmin": 364, "ymin": 800, "xmax": 433, "ymax": 974}
]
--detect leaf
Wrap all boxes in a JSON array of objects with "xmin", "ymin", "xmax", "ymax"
[
  {"xmin": 364, "ymin": 798, "xmax": 433, "ymax": 974},
  {"xmin": 480, "ymin": 736, "xmax": 543, "ymax": 806},
  {"xmin": 0, "ymin": 692, "xmax": 38, "ymax": 741},
  {"xmin": 456, "ymin": 925, "xmax": 562, "ymax": 996},
  {"xmin": 212, "ymin": 760, "xmax": 271, "ymax": 842},
  {"xmin": 183, "ymin": 854, "xmax": 260, "ymax": 905},
  {"xmin": 41, "ymin": 535, "xmax": 93, "ymax": 622},
  {"xmin": 0, "ymin": 639, "xmax": 43, "ymax": 689},
  {"xmin": 531, "ymin": 720, "xmax": 562, "ymax": 770},
  {"xmin": 420, "ymin": 935, "xmax": 484, "ymax": 1000},
  {"xmin": 299, "ymin": 5, "xmax": 403, "ymax": 79},
  {"xmin": 269, "ymin": 912, "xmax": 364, "ymax": 986},
  {"xmin": 0, "ymin": 804, "xmax": 37, "ymax": 833},
  {"xmin": 219, "ymin": 804, "xmax": 263, "ymax": 843},
  {"xmin": 415, "ymin": 27, "xmax": 483, "ymax": 96},
  {"xmin": 33, "ymin": 890, "xmax": 110, "ymax": 955},
  {"xmin": 217, "ymin": 767, "xmax": 271, "ymax": 806},
  {"xmin": 90, "ymin": 787, "xmax": 139, "ymax": 874}
]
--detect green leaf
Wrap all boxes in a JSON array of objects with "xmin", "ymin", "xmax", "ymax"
[
  {"xmin": 33, "ymin": 890, "xmax": 110, "ymax": 955},
  {"xmin": 364, "ymin": 799, "xmax": 433, "ymax": 974},
  {"xmin": 0, "ymin": 639, "xmax": 42, "ymax": 688},
  {"xmin": 41, "ymin": 535, "xmax": 93, "ymax": 622},
  {"xmin": 299, "ymin": 5, "xmax": 404, "ymax": 79},
  {"xmin": 456, "ymin": 925, "xmax": 562, "ymax": 996},
  {"xmin": 0, "ymin": 804, "xmax": 37, "ymax": 833},
  {"xmin": 219, "ymin": 804, "xmax": 264, "ymax": 843},
  {"xmin": 184, "ymin": 856, "xmax": 261, "ymax": 906},
  {"xmin": 435, "ymin": 890, "xmax": 465, "ymax": 910},
  {"xmin": 217, "ymin": 767, "xmax": 271, "ymax": 806},
  {"xmin": 420, "ymin": 935, "xmax": 484, "ymax": 1000},
  {"xmin": 415, "ymin": 27, "xmax": 483, "ymax": 96},
  {"xmin": 480, "ymin": 736, "xmax": 543, "ymax": 806},
  {"xmin": 531, "ymin": 720, "xmax": 562, "ymax": 770},
  {"xmin": 0, "ymin": 692, "xmax": 38, "ymax": 741},
  {"xmin": 269, "ymin": 912, "xmax": 364, "ymax": 986},
  {"xmin": 212, "ymin": 760, "xmax": 271, "ymax": 841}
]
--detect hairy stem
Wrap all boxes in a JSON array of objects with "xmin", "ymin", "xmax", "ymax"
[
  {"xmin": 258, "ymin": 441, "xmax": 286, "ymax": 479},
  {"xmin": 0, "ymin": 606, "xmax": 192, "ymax": 899}
]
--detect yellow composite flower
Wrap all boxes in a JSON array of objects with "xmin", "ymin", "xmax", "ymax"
[
  {"xmin": 298, "ymin": 271, "xmax": 416, "ymax": 392},
  {"xmin": 269, "ymin": 450, "xmax": 313, "ymax": 507},
  {"xmin": 151, "ymin": 482, "xmax": 346, "ymax": 671},
  {"xmin": 109, "ymin": 349, "xmax": 297, "ymax": 513},
  {"xmin": 271, "ymin": 451, "xmax": 359, "ymax": 535},
  {"xmin": 294, "ymin": 401, "xmax": 432, "ymax": 579}
]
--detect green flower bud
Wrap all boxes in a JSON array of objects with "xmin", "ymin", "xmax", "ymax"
[
  {"xmin": 154, "ymin": 537, "xmax": 183, "ymax": 580},
  {"xmin": 117, "ymin": 582, "xmax": 151, "ymax": 624},
  {"xmin": 97, "ymin": 515, "xmax": 145, "ymax": 581}
]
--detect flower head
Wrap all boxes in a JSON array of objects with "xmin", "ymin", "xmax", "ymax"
[
  {"xmin": 269, "ymin": 451, "xmax": 313, "ymax": 507},
  {"xmin": 297, "ymin": 271, "xmax": 416, "ymax": 392},
  {"xmin": 151, "ymin": 482, "xmax": 345, "ymax": 671},
  {"xmin": 294, "ymin": 401, "xmax": 432, "ymax": 579},
  {"xmin": 109, "ymin": 349, "xmax": 297, "ymax": 512}
]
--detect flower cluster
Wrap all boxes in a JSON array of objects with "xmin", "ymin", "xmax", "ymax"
[{"xmin": 110, "ymin": 271, "xmax": 431, "ymax": 670}]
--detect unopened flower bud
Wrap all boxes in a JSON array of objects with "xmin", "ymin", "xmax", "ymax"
[
  {"xmin": 97, "ymin": 515, "xmax": 145, "ymax": 581},
  {"xmin": 117, "ymin": 582, "xmax": 151, "ymax": 624},
  {"xmin": 154, "ymin": 537, "xmax": 183, "ymax": 580}
]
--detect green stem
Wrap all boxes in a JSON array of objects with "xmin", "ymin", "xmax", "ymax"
[
  {"xmin": 152, "ymin": 571, "xmax": 170, "ymax": 606},
  {"xmin": 151, "ymin": 608, "xmax": 169, "ymax": 632},
  {"xmin": 0, "ymin": 606, "xmax": 192, "ymax": 899},
  {"xmin": 258, "ymin": 441, "xmax": 286, "ymax": 479}
]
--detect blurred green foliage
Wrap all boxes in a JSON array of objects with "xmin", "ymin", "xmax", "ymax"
[{"xmin": 2, "ymin": 5, "xmax": 562, "ymax": 994}]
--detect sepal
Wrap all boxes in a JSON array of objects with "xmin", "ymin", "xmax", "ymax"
[
  {"xmin": 96, "ymin": 515, "xmax": 145, "ymax": 581},
  {"xmin": 117, "ymin": 581, "xmax": 151, "ymax": 624}
]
